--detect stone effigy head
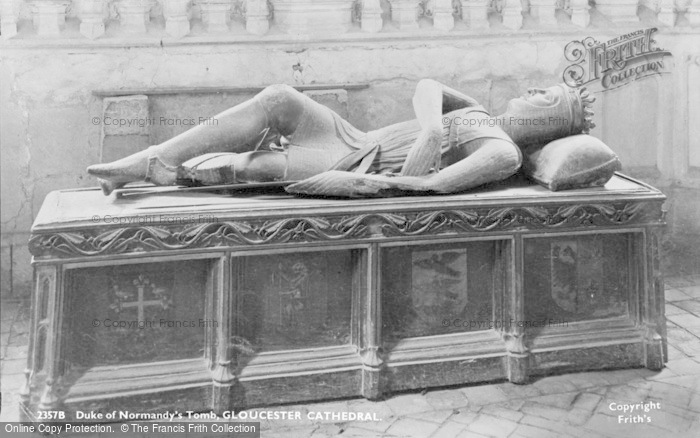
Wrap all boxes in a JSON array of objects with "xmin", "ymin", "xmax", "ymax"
[{"xmin": 504, "ymin": 84, "xmax": 596, "ymax": 147}]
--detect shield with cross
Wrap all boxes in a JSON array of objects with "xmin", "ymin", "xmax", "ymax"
[{"xmin": 109, "ymin": 274, "xmax": 172, "ymax": 328}]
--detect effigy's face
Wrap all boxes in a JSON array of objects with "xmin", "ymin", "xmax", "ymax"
[
  {"xmin": 501, "ymin": 84, "xmax": 576, "ymax": 146},
  {"xmin": 506, "ymin": 86, "xmax": 563, "ymax": 114}
]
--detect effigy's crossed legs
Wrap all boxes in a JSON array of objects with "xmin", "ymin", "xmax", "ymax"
[{"xmin": 87, "ymin": 85, "xmax": 307, "ymax": 194}]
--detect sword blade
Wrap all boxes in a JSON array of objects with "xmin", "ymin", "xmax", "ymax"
[{"xmin": 115, "ymin": 181, "xmax": 297, "ymax": 198}]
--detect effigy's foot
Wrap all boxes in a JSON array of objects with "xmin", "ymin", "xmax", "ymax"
[
  {"xmin": 97, "ymin": 179, "xmax": 126, "ymax": 196},
  {"xmin": 87, "ymin": 149, "xmax": 150, "ymax": 184},
  {"xmin": 87, "ymin": 162, "xmax": 138, "ymax": 183},
  {"xmin": 87, "ymin": 148, "xmax": 179, "ymax": 195}
]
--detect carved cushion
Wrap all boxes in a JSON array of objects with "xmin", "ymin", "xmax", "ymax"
[{"xmin": 523, "ymin": 135, "xmax": 621, "ymax": 191}]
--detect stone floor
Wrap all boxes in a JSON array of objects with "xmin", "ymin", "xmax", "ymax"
[{"xmin": 1, "ymin": 276, "xmax": 699, "ymax": 437}]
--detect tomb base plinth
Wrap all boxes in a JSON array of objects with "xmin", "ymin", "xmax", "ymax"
[{"xmin": 23, "ymin": 174, "xmax": 667, "ymax": 418}]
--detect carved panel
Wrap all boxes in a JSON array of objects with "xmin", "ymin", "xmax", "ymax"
[
  {"xmin": 689, "ymin": 55, "xmax": 700, "ymax": 170},
  {"xmin": 523, "ymin": 233, "xmax": 633, "ymax": 324},
  {"xmin": 28, "ymin": 202, "xmax": 664, "ymax": 259},
  {"xmin": 381, "ymin": 241, "xmax": 495, "ymax": 342},
  {"xmin": 65, "ymin": 260, "xmax": 209, "ymax": 367},
  {"xmin": 234, "ymin": 250, "xmax": 354, "ymax": 353}
]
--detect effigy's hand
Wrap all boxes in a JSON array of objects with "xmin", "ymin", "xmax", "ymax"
[
  {"xmin": 286, "ymin": 171, "xmax": 390, "ymax": 197},
  {"xmin": 286, "ymin": 170, "xmax": 428, "ymax": 198}
]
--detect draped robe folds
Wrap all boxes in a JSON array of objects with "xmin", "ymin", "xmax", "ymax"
[{"xmin": 280, "ymin": 96, "xmax": 518, "ymax": 178}]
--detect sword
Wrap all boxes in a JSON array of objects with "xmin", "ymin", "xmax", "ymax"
[{"xmin": 115, "ymin": 181, "xmax": 297, "ymax": 198}]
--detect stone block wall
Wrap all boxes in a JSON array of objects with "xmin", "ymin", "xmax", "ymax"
[{"xmin": 1, "ymin": 28, "xmax": 699, "ymax": 297}]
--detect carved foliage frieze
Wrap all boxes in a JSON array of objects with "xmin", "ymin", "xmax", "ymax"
[{"xmin": 29, "ymin": 202, "xmax": 663, "ymax": 258}]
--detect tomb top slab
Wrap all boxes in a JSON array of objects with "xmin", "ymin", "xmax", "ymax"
[
  {"xmin": 28, "ymin": 174, "xmax": 665, "ymax": 260},
  {"xmin": 34, "ymin": 174, "xmax": 660, "ymax": 229}
]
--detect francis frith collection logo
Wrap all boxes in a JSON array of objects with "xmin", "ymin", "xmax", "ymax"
[{"xmin": 563, "ymin": 28, "xmax": 672, "ymax": 91}]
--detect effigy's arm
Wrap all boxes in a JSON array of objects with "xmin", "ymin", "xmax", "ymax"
[
  {"xmin": 286, "ymin": 138, "xmax": 521, "ymax": 198},
  {"xmin": 401, "ymin": 79, "xmax": 448, "ymax": 176},
  {"xmin": 401, "ymin": 79, "xmax": 482, "ymax": 176}
]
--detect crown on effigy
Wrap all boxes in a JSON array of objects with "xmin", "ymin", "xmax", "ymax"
[{"xmin": 560, "ymin": 84, "xmax": 596, "ymax": 135}]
